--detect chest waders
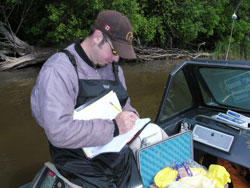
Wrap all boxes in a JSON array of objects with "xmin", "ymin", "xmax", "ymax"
[{"xmin": 48, "ymin": 49, "xmax": 143, "ymax": 188}]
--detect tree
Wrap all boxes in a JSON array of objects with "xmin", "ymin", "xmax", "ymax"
[
  {"xmin": 0, "ymin": 0, "xmax": 55, "ymax": 70},
  {"xmin": 0, "ymin": 0, "xmax": 249, "ymax": 70}
]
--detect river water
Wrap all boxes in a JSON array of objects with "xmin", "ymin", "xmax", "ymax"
[{"xmin": 0, "ymin": 60, "xmax": 181, "ymax": 187}]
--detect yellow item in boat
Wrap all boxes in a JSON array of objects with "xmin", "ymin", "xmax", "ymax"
[
  {"xmin": 154, "ymin": 167, "xmax": 178, "ymax": 188},
  {"xmin": 207, "ymin": 164, "xmax": 231, "ymax": 188}
]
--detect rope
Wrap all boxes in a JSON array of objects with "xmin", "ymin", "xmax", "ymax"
[
  {"xmin": 225, "ymin": 0, "xmax": 243, "ymax": 60},
  {"xmin": 225, "ymin": 19, "xmax": 235, "ymax": 60}
]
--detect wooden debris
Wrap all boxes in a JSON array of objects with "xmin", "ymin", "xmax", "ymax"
[
  {"xmin": 134, "ymin": 46, "xmax": 211, "ymax": 61},
  {"xmin": 0, "ymin": 21, "xmax": 211, "ymax": 71}
]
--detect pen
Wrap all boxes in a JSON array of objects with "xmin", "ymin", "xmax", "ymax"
[{"xmin": 110, "ymin": 102, "xmax": 122, "ymax": 112}]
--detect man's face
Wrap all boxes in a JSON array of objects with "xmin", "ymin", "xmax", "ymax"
[{"xmin": 90, "ymin": 38, "xmax": 120, "ymax": 67}]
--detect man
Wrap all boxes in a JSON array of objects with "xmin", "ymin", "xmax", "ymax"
[{"xmin": 31, "ymin": 10, "xmax": 143, "ymax": 187}]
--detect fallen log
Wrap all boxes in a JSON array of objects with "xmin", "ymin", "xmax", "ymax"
[
  {"xmin": 0, "ymin": 21, "xmax": 33, "ymax": 56},
  {"xmin": 0, "ymin": 20, "xmax": 211, "ymax": 71},
  {"xmin": 0, "ymin": 47, "xmax": 56, "ymax": 70},
  {"xmin": 0, "ymin": 45, "xmax": 211, "ymax": 71},
  {"xmin": 134, "ymin": 46, "xmax": 211, "ymax": 61},
  {"xmin": 0, "ymin": 21, "xmax": 56, "ymax": 70}
]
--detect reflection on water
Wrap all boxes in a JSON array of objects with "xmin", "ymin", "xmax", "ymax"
[
  {"xmin": 0, "ymin": 60, "xmax": 180, "ymax": 187},
  {"xmin": 123, "ymin": 60, "xmax": 178, "ymax": 119},
  {"xmin": 0, "ymin": 67, "xmax": 50, "ymax": 187}
]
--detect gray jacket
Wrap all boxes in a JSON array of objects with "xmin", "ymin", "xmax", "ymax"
[{"xmin": 31, "ymin": 43, "xmax": 138, "ymax": 149}]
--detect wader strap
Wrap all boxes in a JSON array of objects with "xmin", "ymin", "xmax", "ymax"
[
  {"xmin": 112, "ymin": 62, "xmax": 119, "ymax": 81},
  {"xmin": 61, "ymin": 49, "xmax": 80, "ymax": 108},
  {"xmin": 61, "ymin": 49, "xmax": 79, "ymax": 78}
]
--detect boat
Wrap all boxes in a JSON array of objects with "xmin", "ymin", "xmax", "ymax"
[
  {"xmin": 20, "ymin": 59, "xmax": 250, "ymax": 187},
  {"xmin": 155, "ymin": 59, "xmax": 250, "ymax": 170}
]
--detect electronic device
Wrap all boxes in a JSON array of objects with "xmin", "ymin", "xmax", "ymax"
[
  {"xmin": 29, "ymin": 166, "xmax": 67, "ymax": 188},
  {"xmin": 193, "ymin": 124, "xmax": 235, "ymax": 152}
]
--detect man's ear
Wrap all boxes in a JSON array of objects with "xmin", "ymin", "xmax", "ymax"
[{"xmin": 93, "ymin": 30, "xmax": 103, "ymax": 45}]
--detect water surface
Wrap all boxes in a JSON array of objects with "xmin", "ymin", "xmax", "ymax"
[{"xmin": 0, "ymin": 60, "xmax": 180, "ymax": 187}]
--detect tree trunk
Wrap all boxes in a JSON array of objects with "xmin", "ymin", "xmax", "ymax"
[
  {"xmin": 0, "ymin": 21, "xmax": 55, "ymax": 70},
  {"xmin": 0, "ymin": 47, "xmax": 56, "ymax": 70},
  {"xmin": 0, "ymin": 21, "xmax": 33, "ymax": 56}
]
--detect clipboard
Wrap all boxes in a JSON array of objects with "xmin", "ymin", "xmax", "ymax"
[
  {"xmin": 83, "ymin": 118, "xmax": 151, "ymax": 159},
  {"xmin": 73, "ymin": 90, "xmax": 122, "ymax": 120}
]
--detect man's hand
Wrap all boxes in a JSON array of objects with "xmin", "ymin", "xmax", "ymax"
[{"xmin": 115, "ymin": 111, "xmax": 139, "ymax": 134}]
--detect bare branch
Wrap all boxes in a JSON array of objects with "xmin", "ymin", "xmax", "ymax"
[
  {"xmin": 15, "ymin": 0, "xmax": 34, "ymax": 35},
  {"xmin": 134, "ymin": 46, "xmax": 211, "ymax": 61},
  {"xmin": 0, "ymin": 21, "xmax": 33, "ymax": 56}
]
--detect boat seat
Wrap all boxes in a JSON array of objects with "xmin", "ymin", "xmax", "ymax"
[{"xmin": 129, "ymin": 122, "xmax": 168, "ymax": 156}]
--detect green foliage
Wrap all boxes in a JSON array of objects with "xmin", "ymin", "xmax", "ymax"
[
  {"xmin": 44, "ymin": 3, "xmax": 87, "ymax": 42},
  {"xmin": 212, "ymin": 0, "xmax": 250, "ymax": 60},
  {"xmin": 1, "ymin": 0, "xmax": 250, "ymax": 58},
  {"xmin": 214, "ymin": 34, "xmax": 250, "ymax": 61},
  {"xmin": 137, "ymin": 0, "xmax": 228, "ymax": 48},
  {"xmin": 21, "ymin": 0, "xmax": 100, "ymax": 43}
]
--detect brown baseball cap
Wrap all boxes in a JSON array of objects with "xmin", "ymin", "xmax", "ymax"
[{"xmin": 94, "ymin": 10, "xmax": 136, "ymax": 59}]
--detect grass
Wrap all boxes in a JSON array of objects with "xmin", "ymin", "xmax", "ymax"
[{"xmin": 213, "ymin": 39, "xmax": 250, "ymax": 61}]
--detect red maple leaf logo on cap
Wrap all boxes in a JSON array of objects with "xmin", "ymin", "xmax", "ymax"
[{"xmin": 104, "ymin": 25, "xmax": 111, "ymax": 31}]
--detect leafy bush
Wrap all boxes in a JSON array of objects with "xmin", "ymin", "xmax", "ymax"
[{"xmin": 1, "ymin": 0, "xmax": 250, "ymax": 57}]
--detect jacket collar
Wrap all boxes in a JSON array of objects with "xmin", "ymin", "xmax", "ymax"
[{"xmin": 74, "ymin": 40, "xmax": 99, "ymax": 69}]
